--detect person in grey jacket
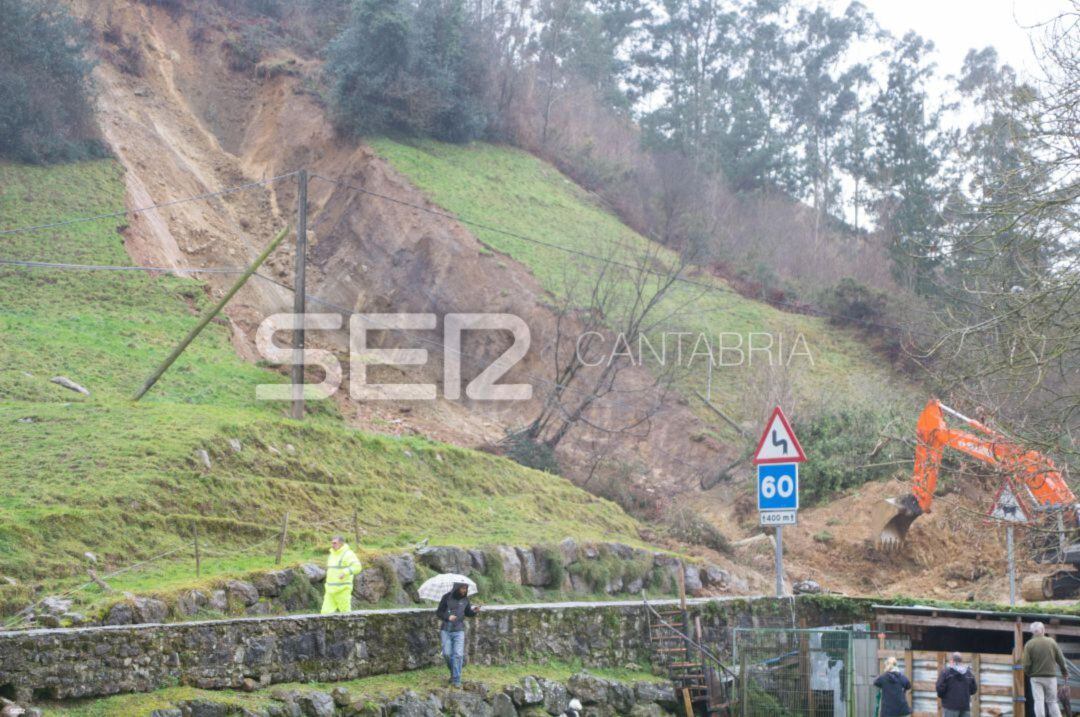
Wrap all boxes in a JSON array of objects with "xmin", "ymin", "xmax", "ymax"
[{"xmin": 435, "ymin": 582, "xmax": 480, "ymax": 687}]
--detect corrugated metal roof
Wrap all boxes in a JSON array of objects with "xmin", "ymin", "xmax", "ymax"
[{"xmin": 872, "ymin": 603, "xmax": 1080, "ymax": 624}]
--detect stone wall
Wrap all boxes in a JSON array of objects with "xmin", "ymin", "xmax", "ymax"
[{"xmin": 0, "ymin": 596, "xmax": 872, "ymax": 704}]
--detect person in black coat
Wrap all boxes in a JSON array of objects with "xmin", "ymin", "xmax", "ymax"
[
  {"xmin": 435, "ymin": 582, "xmax": 480, "ymax": 687},
  {"xmin": 936, "ymin": 652, "xmax": 977, "ymax": 717},
  {"xmin": 874, "ymin": 656, "xmax": 913, "ymax": 716}
]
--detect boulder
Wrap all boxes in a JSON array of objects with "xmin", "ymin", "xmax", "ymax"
[
  {"xmin": 254, "ymin": 570, "xmax": 294, "ymax": 598},
  {"xmin": 582, "ymin": 544, "xmax": 600, "ymax": 559},
  {"xmin": 517, "ymin": 676, "xmax": 544, "ymax": 706},
  {"xmin": 634, "ymin": 682, "xmax": 676, "ymax": 709},
  {"xmin": 539, "ymin": 678, "xmax": 569, "ymax": 715},
  {"xmin": 387, "ymin": 691, "xmax": 442, "ymax": 717},
  {"xmin": 558, "ymin": 537, "xmax": 579, "ymax": 566},
  {"xmin": 149, "ymin": 710, "xmax": 182, "ymax": 717},
  {"xmin": 793, "ymin": 579, "xmax": 821, "ymax": 595},
  {"xmin": 628, "ymin": 704, "xmax": 665, "ymax": 717},
  {"xmin": 495, "ymin": 546, "xmax": 523, "ymax": 585},
  {"xmin": 518, "ymin": 547, "xmax": 551, "ymax": 587},
  {"xmin": 467, "ymin": 549, "xmax": 487, "ymax": 574},
  {"xmin": 386, "ymin": 554, "xmax": 417, "ymax": 585},
  {"xmin": 226, "ymin": 580, "xmax": 260, "ymax": 608},
  {"xmin": 625, "ymin": 576, "xmax": 645, "ymax": 594},
  {"xmin": 608, "ymin": 682, "xmax": 635, "ymax": 713},
  {"xmin": 353, "ymin": 568, "xmax": 388, "ymax": 604},
  {"xmin": 207, "ymin": 590, "xmax": 228, "ymax": 613},
  {"xmin": 567, "ymin": 673, "xmax": 609, "ymax": 704},
  {"xmin": 607, "ymin": 543, "xmax": 634, "ymax": 560},
  {"xmin": 490, "ymin": 693, "xmax": 517, "ymax": 717},
  {"xmin": 683, "ymin": 564, "xmax": 703, "ymax": 593},
  {"xmin": 417, "ymin": 546, "xmax": 472, "ymax": 575},
  {"xmin": 103, "ymin": 602, "xmax": 134, "ymax": 626},
  {"xmin": 177, "ymin": 699, "xmax": 230, "ymax": 717},
  {"xmin": 40, "ymin": 596, "xmax": 73, "ymax": 615},
  {"xmin": 130, "ymin": 596, "xmax": 168, "ymax": 623},
  {"xmin": 298, "ymin": 691, "xmax": 335, "ymax": 717},
  {"xmin": 331, "ymin": 687, "xmax": 351, "ymax": 706},
  {"xmin": 443, "ymin": 690, "xmax": 492, "ymax": 717},
  {"xmin": 604, "ymin": 575, "xmax": 624, "ymax": 595},
  {"xmin": 702, "ymin": 566, "xmax": 729, "ymax": 589},
  {"xmin": 176, "ymin": 590, "xmax": 209, "ymax": 617},
  {"xmin": 299, "ymin": 563, "xmax": 326, "ymax": 584}
]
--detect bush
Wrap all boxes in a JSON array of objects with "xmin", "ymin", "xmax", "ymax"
[
  {"xmin": 663, "ymin": 504, "xmax": 731, "ymax": 554},
  {"xmin": 497, "ymin": 432, "xmax": 562, "ymax": 475},
  {"xmin": 821, "ymin": 278, "xmax": 893, "ymax": 330},
  {"xmin": 325, "ymin": 0, "xmax": 489, "ymax": 142},
  {"xmin": 0, "ymin": 0, "xmax": 102, "ymax": 163}
]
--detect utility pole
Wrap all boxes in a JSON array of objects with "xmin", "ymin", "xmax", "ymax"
[
  {"xmin": 290, "ymin": 170, "xmax": 308, "ymax": 421},
  {"xmin": 775, "ymin": 525, "xmax": 784, "ymax": 597},
  {"xmin": 1007, "ymin": 524, "xmax": 1016, "ymax": 606}
]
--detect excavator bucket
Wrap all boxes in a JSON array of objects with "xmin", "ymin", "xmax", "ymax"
[{"xmin": 874, "ymin": 494, "xmax": 924, "ymax": 550}]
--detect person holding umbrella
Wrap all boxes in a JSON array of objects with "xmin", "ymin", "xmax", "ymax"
[{"xmin": 423, "ymin": 574, "xmax": 481, "ymax": 687}]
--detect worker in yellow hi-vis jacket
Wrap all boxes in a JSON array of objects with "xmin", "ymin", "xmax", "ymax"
[{"xmin": 321, "ymin": 535, "xmax": 362, "ymax": 614}]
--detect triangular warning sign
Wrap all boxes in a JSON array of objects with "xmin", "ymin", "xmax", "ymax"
[
  {"xmin": 753, "ymin": 406, "xmax": 806, "ymax": 465},
  {"xmin": 987, "ymin": 481, "xmax": 1030, "ymax": 524}
]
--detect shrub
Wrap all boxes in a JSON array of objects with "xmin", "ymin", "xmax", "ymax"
[
  {"xmin": 496, "ymin": 432, "xmax": 562, "ymax": 475},
  {"xmin": 663, "ymin": 504, "xmax": 731, "ymax": 554},
  {"xmin": 0, "ymin": 0, "xmax": 102, "ymax": 163}
]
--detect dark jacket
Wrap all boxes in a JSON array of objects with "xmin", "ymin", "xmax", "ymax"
[
  {"xmin": 874, "ymin": 670, "xmax": 912, "ymax": 717},
  {"xmin": 936, "ymin": 664, "xmax": 977, "ymax": 711},
  {"xmin": 435, "ymin": 584, "xmax": 477, "ymax": 632}
]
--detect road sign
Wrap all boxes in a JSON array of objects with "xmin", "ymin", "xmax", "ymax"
[
  {"xmin": 760, "ymin": 510, "xmax": 797, "ymax": 526},
  {"xmin": 757, "ymin": 463, "xmax": 799, "ymax": 511},
  {"xmin": 988, "ymin": 482, "xmax": 1030, "ymax": 524},
  {"xmin": 753, "ymin": 406, "xmax": 806, "ymax": 465}
]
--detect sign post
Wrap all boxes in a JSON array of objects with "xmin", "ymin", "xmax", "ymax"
[
  {"xmin": 754, "ymin": 407, "xmax": 806, "ymax": 598},
  {"xmin": 987, "ymin": 481, "xmax": 1030, "ymax": 606}
]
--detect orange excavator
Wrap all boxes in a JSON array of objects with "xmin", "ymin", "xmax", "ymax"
[{"xmin": 876, "ymin": 398, "xmax": 1080, "ymax": 600}]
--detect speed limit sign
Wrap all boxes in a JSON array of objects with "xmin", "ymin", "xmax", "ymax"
[{"xmin": 757, "ymin": 463, "xmax": 799, "ymax": 511}]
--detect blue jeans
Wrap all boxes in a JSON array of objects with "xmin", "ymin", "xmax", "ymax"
[{"xmin": 440, "ymin": 629, "xmax": 465, "ymax": 685}]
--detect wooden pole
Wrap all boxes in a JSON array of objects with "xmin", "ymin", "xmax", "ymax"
[
  {"xmin": 1013, "ymin": 620, "xmax": 1025, "ymax": 715},
  {"xmin": 276, "ymin": 511, "xmax": 290, "ymax": 565},
  {"xmin": 677, "ymin": 560, "xmax": 687, "ymax": 610},
  {"xmin": 193, "ymin": 522, "xmax": 201, "ymax": 578},
  {"xmin": 290, "ymin": 170, "xmax": 308, "ymax": 421},
  {"xmin": 133, "ymin": 224, "xmax": 291, "ymax": 400}
]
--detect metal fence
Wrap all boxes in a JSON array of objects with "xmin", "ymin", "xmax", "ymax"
[{"xmin": 733, "ymin": 627, "xmax": 856, "ymax": 717}]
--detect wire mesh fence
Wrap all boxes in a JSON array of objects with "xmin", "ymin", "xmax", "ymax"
[{"xmin": 733, "ymin": 627, "xmax": 856, "ymax": 717}]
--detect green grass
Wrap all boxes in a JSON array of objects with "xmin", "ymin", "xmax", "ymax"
[
  {"xmin": 43, "ymin": 661, "xmax": 664, "ymax": 716},
  {"xmin": 0, "ymin": 160, "xmax": 646, "ymax": 617},
  {"xmin": 371, "ymin": 139, "xmax": 911, "ymax": 432}
]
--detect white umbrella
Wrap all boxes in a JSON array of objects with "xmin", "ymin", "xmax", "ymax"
[{"xmin": 417, "ymin": 573, "xmax": 478, "ymax": 602}]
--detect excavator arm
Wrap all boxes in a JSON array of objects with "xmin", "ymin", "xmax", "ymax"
[{"xmin": 878, "ymin": 399, "xmax": 1077, "ymax": 548}]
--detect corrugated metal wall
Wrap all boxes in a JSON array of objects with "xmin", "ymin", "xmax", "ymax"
[{"xmin": 876, "ymin": 649, "xmax": 1016, "ymax": 717}]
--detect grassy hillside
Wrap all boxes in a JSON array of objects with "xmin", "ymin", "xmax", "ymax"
[
  {"xmin": 372, "ymin": 140, "xmax": 911, "ymax": 432},
  {"xmin": 0, "ymin": 160, "xmax": 644, "ymax": 615}
]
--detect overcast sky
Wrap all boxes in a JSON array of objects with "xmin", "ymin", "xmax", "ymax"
[{"xmin": 847, "ymin": 0, "xmax": 1066, "ymax": 80}]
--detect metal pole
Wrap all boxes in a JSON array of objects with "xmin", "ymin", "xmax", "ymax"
[
  {"xmin": 133, "ymin": 224, "xmax": 291, "ymax": 400},
  {"xmin": 290, "ymin": 170, "xmax": 308, "ymax": 421},
  {"xmin": 1007, "ymin": 525, "xmax": 1016, "ymax": 606},
  {"xmin": 775, "ymin": 525, "xmax": 784, "ymax": 597},
  {"xmin": 1057, "ymin": 509, "xmax": 1066, "ymax": 560}
]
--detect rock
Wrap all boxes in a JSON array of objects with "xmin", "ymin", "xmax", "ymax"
[
  {"xmin": 300, "ymin": 563, "xmax": 326, "ymax": 584},
  {"xmin": 207, "ymin": 590, "xmax": 228, "ymax": 612},
  {"xmin": 331, "ymin": 687, "xmax": 351, "ymax": 706},
  {"xmin": 488, "ymin": 693, "xmax": 516, "ymax": 717},
  {"xmin": 607, "ymin": 543, "xmax": 634, "ymax": 560},
  {"xmin": 226, "ymin": 580, "xmax": 260, "ymax": 608},
  {"xmin": 178, "ymin": 699, "xmax": 230, "ymax": 717},
  {"xmin": 129, "ymin": 596, "xmax": 168, "ymax": 623},
  {"xmin": 242, "ymin": 678, "xmax": 258, "ymax": 692},
  {"xmin": 518, "ymin": 547, "xmax": 551, "ymax": 587},
  {"xmin": 0, "ymin": 704, "xmax": 24, "ymax": 717},
  {"xmin": 353, "ymin": 568, "xmax": 388, "ymax": 603},
  {"xmin": 604, "ymin": 575, "xmax": 624, "ymax": 595},
  {"xmin": 36, "ymin": 614, "xmax": 61, "ymax": 628},
  {"xmin": 683, "ymin": 564, "xmax": 703, "ymax": 593},
  {"xmin": 298, "ymin": 691, "xmax": 335, "ymax": 717},
  {"xmin": 417, "ymin": 546, "xmax": 472, "ymax": 575},
  {"xmin": 517, "ymin": 676, "xmax": 544, "ymax": 706},
  {"xmin": 443, "ymin": 690, "xmax": 492, "ymax": 717},
  {"xmin": 285, "ymin": 444, "xmax": 296, "ymax": 454},
  {"xmin": 569, "ymin": 573, "xmax": 589, "ymax": 593},
  {"xmin": 582, "ymin": 544, "xmax": 600, "ymax": 559},
  {"xmin": 793, "ymin": 579, "xmax": 822, "ymax": 595},
  {"xmin": 84, "ymin": 552, "xmax": 97, "ymax": 564},
  {"xmin": 387, "ymin": 690, "xmax": 441, "ymax": 717},
  {"xmin": 40, "ymin": 596, "xmax": 73, "ymax": 615},
  {"xmin": 103, "ymin": 601, "xmax": 134, "ymax": 626},
  {"xmin": 50, "ymin": 376, "xmax": 89, "ymax": 395},
  {"xmin": 196, "ymin": 449, "xmax": 212, "ymax": 470},
  {"xmin": 625, "ymin": 576, "xmax": 645, "ymax": 594},
  {"xmin": 254, "ymin": 570, "xmax": 294, "ymax": 599},
  {"xmin": 228, "ymin": 439, "xmax": 243, "ymax": 453},
  {"xmin": 567, "ymin": 673, "xmax": 609, "ymax": 704},
  {"xmin": 539, "ymin": 678, "xmax": 569, "ymax": 715},
  {"xmin": 149, "ymin": 710, "xmax": 182, "ymax": 717},
  {"xmin": 386, "ymin": 554, "xmax": 416, "ymax": 585},
  {"xmin": 467, "ymin": 549, "xmax": 487, "ymax": 574},
  {"xmin": 495, "ymin": 546, "xmax": 523, "ymax": 585},
  {"xmin": 558, "ymin": 537, "xmax": 579, "ymax": 566},
  {"xmin": 702, "ymin": 565, "xmax": 729, "ymax": 588},
  {"xmin": 1, "ymin": 576, "xmax": 16, "ymax": 587},
  {"xmin": 61, "ymin": 612, "xmax": 87, "ymax": 626},
  {"xmin": 608, "ymin": 682, "xmax": 635, "ymax": 713},
  {"xmin": 634, "ymin": 682, "xmax": 676, "ymax": 709},
  {"xmin": 628, "ymin": 704, "xmax": 665, "ymax": 717}
]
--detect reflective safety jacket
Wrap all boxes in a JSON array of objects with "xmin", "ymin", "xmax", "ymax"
[{"xmin": 325, "ymin": 544, "xmax": 362, "ymax": 592}]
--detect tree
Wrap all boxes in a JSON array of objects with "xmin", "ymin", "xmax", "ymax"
[
  {"xmin": 870, "ymin": 32, "xmax": 951, "ymax": 294},
  {"xmin": 0, "ymin": 0, "xmax": 99, "ymax": 163}
]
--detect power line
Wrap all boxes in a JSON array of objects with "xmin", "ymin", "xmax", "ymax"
[
  {"xmin": 0, "ymin": 259, "xmax": 248, "ymax": 274},
  {"xmin": 0, "ymin": 172, "xmax": 299, "ymax": 237}
]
